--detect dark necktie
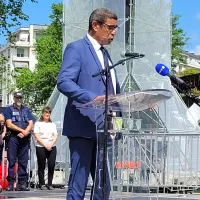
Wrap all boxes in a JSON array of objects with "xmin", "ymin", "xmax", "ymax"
[{"xmin": 100, "ymin": 47, "xmax": 115, "ymax": 95}]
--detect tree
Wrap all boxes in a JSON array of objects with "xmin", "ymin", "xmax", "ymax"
[
  {"xmin": 0, "ymin": 0, "xmax": 37, "ymax": 37},
  {"xmin": 178, "ymin": 68, "xmax": 200, "ymax": 77},
  {"xmin": 14, "ymin": 3, "xmax": 62, "ymax": 112},
  {"xmin": 0, "ymin": 0, "xmax": 38, "ymax": 95},
  {"xmin": 172, "ymin": 15, "xmax": 200, "ymax": 99},
  {"xmin": 0, "ymin": 55, "xmax": 7, "ymax": 85},
  {"xmin": 178, "ymin": 68, "xmax": 200, "ymax": 96},
  {"xmin": 0, "ymin": 56, "xmax": 7, "ymax": 74},
  {"xmin": 172, "ymin": 14, "xmax": 189, "ymax": 68}
]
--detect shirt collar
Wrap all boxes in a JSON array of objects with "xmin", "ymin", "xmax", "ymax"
[
  {"xmin": 87, "ymin": 33, "xmax": 102, "ymax": 51},
  {"xmin": 13, "ymin": 103, "xmax": 24, "ymax": 110}
]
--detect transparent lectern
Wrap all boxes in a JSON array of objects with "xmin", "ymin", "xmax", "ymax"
[{"xmin": 83, "ymin": 89, "xmax": 172, "ymax": 199}]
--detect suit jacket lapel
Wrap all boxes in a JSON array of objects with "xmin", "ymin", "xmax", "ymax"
[{"xmin": 84, "ymin": 36, "xmax": 106, "ymax": 85}]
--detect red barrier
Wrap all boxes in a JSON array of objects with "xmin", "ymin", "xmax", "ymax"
[
  {"xmin": 0, "ymin": 164, "xmax": 17, "ymax": 189},
  {"xmin": 115, "ymin": 161, "xmax": 140, "ymax": 169}
]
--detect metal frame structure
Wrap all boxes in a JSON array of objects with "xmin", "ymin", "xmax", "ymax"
[{"xmin": 16, "ymin": 0, "xmax": 200, "ymax": 198}]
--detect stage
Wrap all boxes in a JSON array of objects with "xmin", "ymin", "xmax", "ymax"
[{"xmin": 0, "ymin": 189, "xmax": 200, "ymax": 200}]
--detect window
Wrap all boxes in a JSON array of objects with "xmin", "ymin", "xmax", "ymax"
[
  {"xmin": 17, "ymin": 48, "xmax": 24, "ymax": 57},
  {"xmin": 36, "ymin": 32, "xmax": 43, "ymax": 39}
]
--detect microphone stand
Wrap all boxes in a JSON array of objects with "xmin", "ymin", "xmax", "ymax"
[{"xmin": 92, "ymin": 55, "xmax": 139, "ymax": 199}]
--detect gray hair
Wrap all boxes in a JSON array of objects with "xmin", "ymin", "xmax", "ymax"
[{"xmin": 89, "ymin": 8, "xmax": 118, "ymax": 31}]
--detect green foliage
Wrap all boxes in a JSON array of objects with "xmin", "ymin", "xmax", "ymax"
[
  {"xmin": 177, "ymin": 67, "xmax": 200, "ymax": 97},
  {"xmin": 172, "ymin": 16, "xmax": 200, "ymax": 97},
  {"xmin": 14, "ymin": 3, "xmax": 63, "ymax": 112},
  {"xmin": 192, "ymin": 88, "xmax": 200, "ymax": 96},
  {"xmin": 172, "ymin": 14, "xmax": 189, "ymax": 68},
  {"xmin": 178, "ymin": 68, "xmax": 200, "ymax": 96},
  {"xmin": 0, "ymin": 55, "xmax": 7, "ymax": 72},
  {"xmin": 178, "ymin": 67, "xmax": 200, "ymax": 77},
  {"xmin": 0, "ymin": 55, "xmax": 14, "ymax": 93},
  {"xmin": 0, "ymin": 0, "xmax": 37, "ymax": 37},
  {"xmin": 47, "ymin": 3, "xmax": 63, "ymax": 43},
  {"xmin": 0, "ymin": 55, "xmax": 7, "ymax": 84}
]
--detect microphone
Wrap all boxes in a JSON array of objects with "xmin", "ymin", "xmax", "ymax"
[
  {"xmin": 155, "ymin": 63, "xmax": 188, "ymax": 86},
  {"xmin": 121, "ymin": 51, "xmax": 145, "ymax": 58}
]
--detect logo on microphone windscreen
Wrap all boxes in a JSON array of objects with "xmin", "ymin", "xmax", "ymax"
[{"xmin": 155, "ymin": 63, "xmax": 169, "ymax": 76}]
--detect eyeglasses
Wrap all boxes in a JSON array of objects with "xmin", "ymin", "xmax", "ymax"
[
  {"xmin": 103, "ymin": 23, "xmax": 119, "ymax": 31},
  {"xmin": 15, "ymin": 97, "xmax": 22, "ymax": 99},
  {"xmin": 44, "ymin": 111, "xmax": 51, "ymax": 114}
]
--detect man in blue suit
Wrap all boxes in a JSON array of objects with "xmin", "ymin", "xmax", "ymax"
[{"xmin": 57, "ymin": 8, "xmax": 120, "ymax": 200}]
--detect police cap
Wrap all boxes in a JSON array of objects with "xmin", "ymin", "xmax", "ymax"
[{"xmin": 14, "ymin": 91, "xmax": 23, "ymax": 98}]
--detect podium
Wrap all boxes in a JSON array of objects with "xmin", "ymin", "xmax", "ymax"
[
  {"xmin": 83, "ymin": 89, "xmax": 172, "ymax": 199},
  {"xmin": 84, "ymin": 88, "xmax": 172, "ymax": 111}
]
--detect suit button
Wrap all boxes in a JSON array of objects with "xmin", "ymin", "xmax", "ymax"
[{"xmin": 99, "ymin": 79, "xmax": 101, "ymax": 81}]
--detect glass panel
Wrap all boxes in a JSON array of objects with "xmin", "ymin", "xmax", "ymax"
[{"xmin": 46, "ymin": 0, "xmax": 200, "ymax": 199}]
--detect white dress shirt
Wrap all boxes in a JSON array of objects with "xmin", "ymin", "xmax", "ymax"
[{"xmin": 87, "ymin": 33, "xmax": 117, "ymax": 94}]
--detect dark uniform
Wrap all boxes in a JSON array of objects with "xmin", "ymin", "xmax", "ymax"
[{"xmin": 4, "ymin": 103, "xmax": 34, "ymax": 191}]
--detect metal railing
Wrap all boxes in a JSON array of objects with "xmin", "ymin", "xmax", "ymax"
[
  {"xmin": 107, "ymin": 132, "xmax": 200, "ymax": 193},
  {"xmin": 1, "ymin": 131, "xmax": 200, "ymax": 193}
]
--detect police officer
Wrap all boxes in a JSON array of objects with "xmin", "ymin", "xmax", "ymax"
[{"xmin": 4, "ymin": 92, "xmax": 34, "ymax": 191}]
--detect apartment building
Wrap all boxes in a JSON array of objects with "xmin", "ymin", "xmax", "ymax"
[
  {"xmin": 174, "ymin": 51, "xmax": 200, "ymax": 73},
  {"xmin": 0, "ymin": 24, "xmax": 47, "ymax": 106}
]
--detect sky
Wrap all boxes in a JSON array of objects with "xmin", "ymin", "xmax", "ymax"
[
  {"xmin": 172, "ymin": 0, "xmax": 200, "ymax": 54},
  {"xmin": 0, "ymin": 0, "xmax": 200, "ymax": 55},
  {"xmin": 0, "ymin": 0, "xmax": 60, "ymax": 45}
]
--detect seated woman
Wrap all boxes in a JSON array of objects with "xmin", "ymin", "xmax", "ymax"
[
  {"xmin": 0, "ymin": 114, "xmax": 6, "ymax": 163},
  {"xmin": 34, "ymin": 107, "xmax": 58, "ymax": 190}
]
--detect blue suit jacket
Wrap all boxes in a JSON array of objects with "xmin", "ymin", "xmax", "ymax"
[{"xmin": 57, "ymin": 36, "xmax": 120, "ymax": 138}]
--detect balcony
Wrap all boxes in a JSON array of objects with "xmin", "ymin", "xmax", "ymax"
[
  {"xmin": 187, "ymin": 59, "xmax": 200, "ymax": 69},
  {"xmin": 15, "ymin": 41, "xmax": 31, "ymax": 47},
  {"xmin": 12, "ymin": 55, "xmax": 30, "ymax": 62},
  {"xmin": 10, "ymin": 41, "xmax": 30, "ymax": 48},
  {"xmin": 14, "ymin": 61, "xmax": 29, "ymax": 69}
]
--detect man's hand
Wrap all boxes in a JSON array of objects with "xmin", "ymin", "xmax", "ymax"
[
  {"xmin": 17, "ymin": 133, "xmax": 25, "ymax": 138},
  {"xmin": 110, "ymin": 131, "xmax": 116, "ymax": 140},
  {"xmin": 93, "ymin": 95, "xmax": 105, "ymax": 104},
  {"xmin": 21, "ymin": 129, "xmax": 29, "ymax": 137}
]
